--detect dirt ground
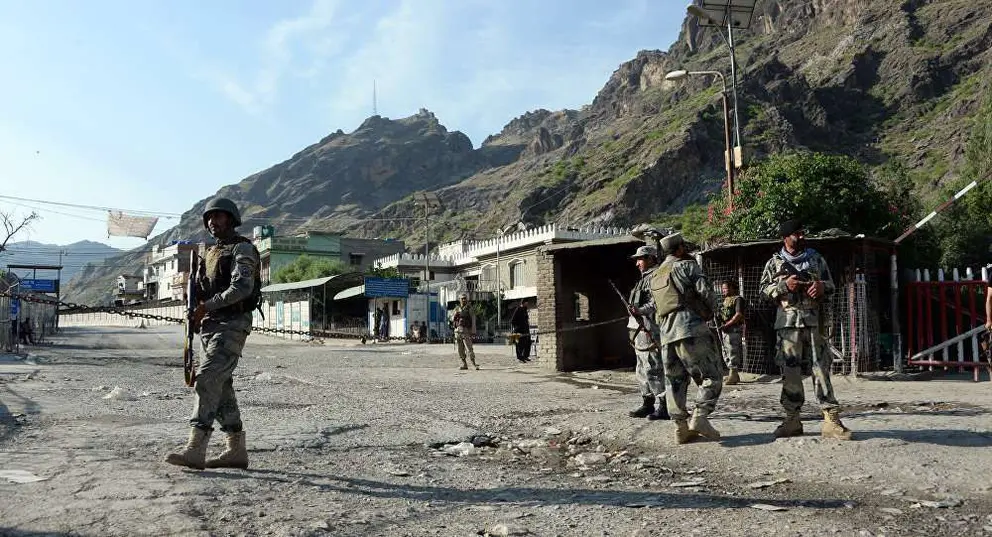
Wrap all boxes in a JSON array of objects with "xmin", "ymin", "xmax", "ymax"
[{"xmin": 1, "ymin": 326, "xmax": 991, "ymax": 537}]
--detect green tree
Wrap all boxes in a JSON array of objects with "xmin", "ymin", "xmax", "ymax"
[
  {"xmin": 364, "ymin": 262, "xmax": 402, "ymax": 279},
  {"xmin": 272, "ymin": 254, "xmax": 349, "ymax": 283},
  {"xmin": 679, "ymin": 152, "xmax": 905, "ymax": 243},
  {"xmin": 931, "ymin": 89, "xmax": 992, "ymax": 267}
]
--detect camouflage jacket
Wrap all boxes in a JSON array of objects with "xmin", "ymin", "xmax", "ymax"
[
  {"xmin": 759, "ymin": 248, "xmax": 835, "ymax": 329},
  {"xmin": 654, "ymin": 255, "xmax": 716, "ymax": 345},
  {"xmin": 628, "ymin": 264, "xmax": 660, "ymax": 351}
]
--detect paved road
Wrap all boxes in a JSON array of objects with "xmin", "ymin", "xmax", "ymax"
[{"xmin": 1, "ymin": 326, "xmax": 990, "ymax": 536}]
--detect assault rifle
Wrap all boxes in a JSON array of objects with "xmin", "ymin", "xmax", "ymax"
[
  {"xmin": 183, "ymin": 250, "xmax": 202, "ymax": 387},
  {"xmin": 609, "ymin": 279, "xmax": 658, "ymax": 350},
  {"xmin": 774, "ymin": 258, "xmax": 814, "ymax": 286}
]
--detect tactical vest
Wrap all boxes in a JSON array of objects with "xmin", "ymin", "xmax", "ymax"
[
  {"xmin": 650, "ymin": 261, "xmax": 682, "ymax": 319},
  {"xmin": 650, "ymin": 259, "xmax": 715, "ymax": 322},
  {"xmin": 453, "ymin": 306, "xmax": 473, "ymax": 329},
  {"xmin": 720, "ymin": 296, "xmax": 737, "ymax": 323},
  {"xmin": 201, "ymin": 235, "xmax": 262, "ymax": 317}
]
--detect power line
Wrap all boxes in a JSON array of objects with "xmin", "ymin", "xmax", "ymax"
[{"xmin": 0, "ymin": 194, "xmax": 182, "ymax": 218}]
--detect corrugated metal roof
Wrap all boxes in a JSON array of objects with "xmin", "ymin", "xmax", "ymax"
[
  {"xmin": 700, "ymin": 234, "xmax": 895, "ymax": 254},
  {"xmin": 260, "ymin": 273, "xmax": 356, "ymax": 293}
]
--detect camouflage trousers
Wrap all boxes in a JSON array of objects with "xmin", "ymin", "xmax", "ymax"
[
  {"xmin": 720, "ymin": 330, "xmax": 744, "ymax": 370},
  {"xmin": 775, "ymin": 327, "xmax": 840, "ymax": 413},
  {"xmin": 190, "ymin": 316, "xmax": 251, "ymax": 433},
  {"xmin": 634, "ymin": 347, "xmax": 666, "ymax": 400},
  {"xmin": 662, "ymin": 334, "xmax": 724, "ymax": 421},
  {"xmin": 455, "ymin": 330, "xmax": 476, "ymax": 365}
]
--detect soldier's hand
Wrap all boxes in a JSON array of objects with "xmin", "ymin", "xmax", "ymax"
[
  {"xmin": 192, "ymin": 301, "xmax": 206, "ymax": 331},
  {"xmin": 785, "ymin": 275, "xmax": 801, "ymax": 292},
  {"xmin": 807, "ymin": 281, "xmax": 825, "ymax": 299},
  {"xmin": 627, "ymin": 306, "xmax": 640, "ymax": 317},
  {"xmin": 985, "ymin": 319, "xmax": 992, "ymax": 332}
]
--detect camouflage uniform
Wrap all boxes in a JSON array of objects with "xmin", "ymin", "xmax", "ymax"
[
  {"xmin": 651, "ymin": 240, "xmax": 723, "ymax": 442},
  {"xmin": 629, "ymin": 264, "xmax": 665, "ymax": 401},
  {"xmin": 190, "ymin": 237, "xmax": 260, "ymax": 433},
  {"xmin": 760, "ymin": 244, "xmax": 852, "ymax": 439},
  {"xmin": 452, "ymin": 302, "xmax": 478, "ymax": 369},
  {"xmin": 718, "ymin": 295, "xmax": 745, "ymax": 371},
  {"xmin": 166, "ymin": 197, "xmax": 262, "ymax": 470},
  {"xmin": 760, "ymin": 248, "xmax": 838, "ymax": 412},
  {"xmin": 626, "ymin": 254, "xmax": 668, "ymax": 420}
]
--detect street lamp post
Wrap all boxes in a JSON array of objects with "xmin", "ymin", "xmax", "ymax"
[
  {"xmin": 665, "ymin": 69, "xmax": 735, "ymax": 209},
  {"xmin": 687, "ymin": 3, "xmax": 745, "ymax": 162}
]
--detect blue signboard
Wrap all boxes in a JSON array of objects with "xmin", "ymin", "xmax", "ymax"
[
  {"xmin": 19, "ymin": 279, "xmax": 58, "ymax": 293},
  {"xmin": 364, "ymin": 277, "xmax": 409, "ymax": 298},
  {"xmin": 10, "ymin": 298, "xmax": 19, "ymax": 319}
]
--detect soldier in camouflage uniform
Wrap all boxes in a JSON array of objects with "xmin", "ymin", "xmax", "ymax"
[
  {"xmin": 166, "ymin": 197, "xmax": 262, "ymax": 469},
  {"xmin": 651, "ymin": 233, "xmax": 724, "ymax": 444},
  {"xmin": 452, "ymin": 293, "xmax": 479, "ymax": 370},
  {"xmin": 717, "ymin": 280, "xmax": 746, "ymax": 385},
  {"xmin": 759, "ymin": 219, "xmax": 852, "ymax": 440},
  {"xmin": 626, "ymin": 245, "xmax": 669, "ymax": 421}
]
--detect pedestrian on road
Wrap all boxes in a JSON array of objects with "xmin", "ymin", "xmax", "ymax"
[
  {"xmin": 510, "ymin": 300, "xmax": 532, "ymax": 363},
  {"xmin": 717, "ymin": 280, "xmax": 746, "ymax": 385},
  {"xmin": 651, "ymin": 232, "xmax": 723, "ymax": 444},
  {"xmin": 759, "ymin": 219, "xmax": 852, "ymax": 440},
  {"xmin": 626, "ymin": 245, "xmax": 669, "ymax": 421},
  {"xmin": 452, "ymin": 293, "xmax": 479, "ymax": 370},
  {"xmin": 166, "ymin": 197, "xmax": 262, "ymax": 470}
]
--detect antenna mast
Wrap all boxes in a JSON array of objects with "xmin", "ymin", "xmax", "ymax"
[{"xmin": 373, "ymin": 80, "xmax": 378, "ymax": 116}]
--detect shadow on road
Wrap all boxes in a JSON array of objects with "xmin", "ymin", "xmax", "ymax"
[{"xmin": 200, "ymin": 468, "xmax": 849, "ymax": 511}]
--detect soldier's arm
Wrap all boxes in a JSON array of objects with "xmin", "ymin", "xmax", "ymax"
[
  {"xmin": 760, "ymin": 259, "xmax": 786, "ymax": 300},
  {"xmin": 203, "ymin": 243, "xmax": 259, "ymax": 312},
  {"xmin": 689, "ymin": 263, "xmax": 716, "ymax": 307},
  {"xmin": 633, "ymin": 279, "xmax": 656, "ymax": 319}
]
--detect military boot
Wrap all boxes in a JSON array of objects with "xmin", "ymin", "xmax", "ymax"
[
  {"xmin": 647, "ymin": 399, "xmax": 670, "ymax": 421},
  {"xmin": 206, "ymin": 431, "xmax": 249, "ymax": 469},
  {"xmin": 459, "ymin": 361, "xmax": 468, "ymax": 370},
  {"xmin": 673, "ymin": 419, "xmax": 693, "ymax": 444},
  {"xmin": 165, "ymin": 427, "xmax": 212, "ymax": 470},
  {"xmin": 688, "ymin": 409, "xmax": 721, "ymax": 440},
  {"xmin": 821, "ymin": 409, "xmax": 853, "ymax": 440},
  {"xmin": 773, "ymin": 412, "xmax": 804, "ymax": 438},
  {"xmin": 629, "ymin": 396, "xmax": 654, "ymax": 418},
  {"xmin": 724, "ymin": 368, "xmax": 740, "ymax": 385}
]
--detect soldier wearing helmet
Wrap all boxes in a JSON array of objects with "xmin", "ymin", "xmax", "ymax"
[
  {"xmin": 626, "ymin": 244, "xmax": 669, "ymax": 421},
  {"xmin": 166, "ymin": 197, "xmax": 261, "ymax": 470}
]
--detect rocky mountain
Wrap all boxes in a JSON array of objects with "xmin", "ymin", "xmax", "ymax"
[
  {"xmin": 2, "ymin": 240, "xmax": 121, "ymax": 284},
  {"xmin": 64, "ymin": 0, "xmax": 992, "ymax": 305}
]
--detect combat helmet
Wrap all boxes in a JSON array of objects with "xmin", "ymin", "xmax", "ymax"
[{"xmin": 202, "ymin": 197, "xmax": 242, "ymax": 228}]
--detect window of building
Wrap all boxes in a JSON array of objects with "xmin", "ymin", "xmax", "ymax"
[
  {"xmin": 509, "ymin": 261, "xmax": 524, "ymax": 289},
  {"xmin": 349, "ymin": 253, "xmax": 364, "ymax": 266},
  {"xmin": 392, "ymin": 300, "xmax": 401, "ymax": 315}
]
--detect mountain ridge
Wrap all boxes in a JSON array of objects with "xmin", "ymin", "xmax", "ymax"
[{"xmin": 63, "ymin": 0, "xmax": 992, "ymax": 306}]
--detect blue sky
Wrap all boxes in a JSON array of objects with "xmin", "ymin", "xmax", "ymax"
[{"xmin": 0, "ymin": 0, "xmax": 686, "ymax": 256}]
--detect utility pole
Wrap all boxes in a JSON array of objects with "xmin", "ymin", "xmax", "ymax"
[{"xmin": 415, "ymin": 192, "xmax": 440, "ymax": 340}]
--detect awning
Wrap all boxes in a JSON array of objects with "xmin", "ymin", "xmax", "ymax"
[
  {"xmin": 333, "ymin": 284, "xmax": 365, "ymax": 301},
  {"xmin": 260, "ymin": 272, "xmax": 362, "ymax": 294}
]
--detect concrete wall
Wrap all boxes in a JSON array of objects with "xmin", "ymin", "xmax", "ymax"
[{"xmin": 60, "ymin": 304, "xmax": 184, "ymax": 329}]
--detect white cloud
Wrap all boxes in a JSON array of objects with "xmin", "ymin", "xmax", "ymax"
[{"xmin": 198, "ymin": 0, "xmax": 346, "ymax": 114}]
